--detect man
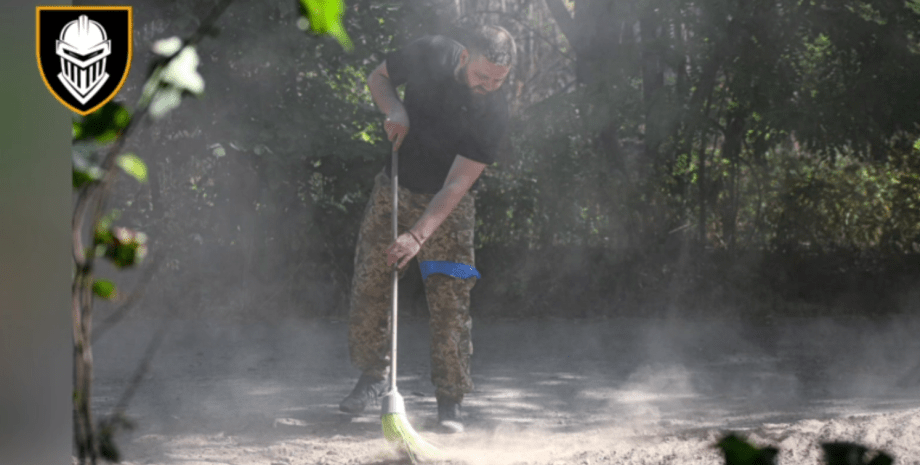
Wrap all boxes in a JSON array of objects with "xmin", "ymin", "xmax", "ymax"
[{"xmin": 339, "ymin": 25, "xmax": 516, "ymax": 434}]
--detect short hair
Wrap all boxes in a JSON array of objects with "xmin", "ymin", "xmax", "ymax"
[{"xmin": 464, "ymin": 25, "xmax": 516, "ymax": 67}]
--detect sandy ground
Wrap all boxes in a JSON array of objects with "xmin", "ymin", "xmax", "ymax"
[{"xmin": 90, "ymin": 315, "xmax": 920, "ymax": 465}]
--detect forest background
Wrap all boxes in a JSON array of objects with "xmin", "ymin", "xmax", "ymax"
[{"xmin": 87, "ymin": 0, "xmax": 920, "ymax": 324}]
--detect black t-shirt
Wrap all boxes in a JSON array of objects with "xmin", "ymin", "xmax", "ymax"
[{"xmin": 384, "ymin": 35, "xmax": 509, "ymax": 194}]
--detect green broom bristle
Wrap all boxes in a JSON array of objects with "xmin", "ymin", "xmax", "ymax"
[{"xmin": 382, "ymin": 412, "xmax": 446, "ymax": 463}]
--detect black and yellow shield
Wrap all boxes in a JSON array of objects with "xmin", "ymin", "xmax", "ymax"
[{"xmin": 37, "ymin": 6, "xmax": 132, "ymax": 116}]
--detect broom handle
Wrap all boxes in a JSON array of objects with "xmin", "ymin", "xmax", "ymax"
[{"xmin": 390, "ymin": 147, "xmax": 399, "ymax": 393}]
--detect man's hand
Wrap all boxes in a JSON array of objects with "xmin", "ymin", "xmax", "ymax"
[
  {"xmin": 367, "ymin": 60, "xmax": 410, "ymax": 151},
  {"xmin": 385, "ymin": 231, "xmax": 422, "ymax": 269},
  {"xmin": 393, "ymin": 156, "xmax": 485, "ymax": 266},
  {"xmin": 385, "ymin": 107, "xmax": 410, "ymax": 151}
]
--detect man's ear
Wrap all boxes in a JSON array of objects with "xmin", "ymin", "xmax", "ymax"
[{"xmin": 459, "ymin": 48, "xmax": 469, "ymax": 68}]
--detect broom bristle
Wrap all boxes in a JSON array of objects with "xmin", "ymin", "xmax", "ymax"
[{"xmin": 382, "ymin": 412, "xmax": 446, "ymax": 463}]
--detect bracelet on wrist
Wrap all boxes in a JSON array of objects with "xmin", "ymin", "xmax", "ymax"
[{"xmin": 408, "ymin": 230, "xmax": 424, "ymax": 247}]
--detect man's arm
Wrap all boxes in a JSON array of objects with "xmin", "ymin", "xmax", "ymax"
[
  {"xmin": 410, "ymin": 155, "xmax": 486, "ymax": 243},
  {"xmin": 367, "ymin": 61, "xmax": 410, "ymax": 149},
  {"xmin": 386, "ymin": 154, "xmax": 486, "ymax": 268}
]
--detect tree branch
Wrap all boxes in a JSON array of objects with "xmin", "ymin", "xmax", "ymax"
[
  {"xmin": 542, "ymin": 0, "xmax": 578, "ymax": 51},
  {"xmin": 71, "ymin": 1, "xmax": 238, "ymax": 463}
]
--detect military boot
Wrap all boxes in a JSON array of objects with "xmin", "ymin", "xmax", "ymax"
[
  {"xmin": 339, "ymin": 373, "xmax": 388, "ymax": 414},
  {"xmin": 436, "ymin": 395, "xmax": 464, "ymax": 434}
]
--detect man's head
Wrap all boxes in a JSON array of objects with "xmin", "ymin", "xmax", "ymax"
[{"xmin": 457, "ymin": 25, "xmax": 516, "ymax": 95}]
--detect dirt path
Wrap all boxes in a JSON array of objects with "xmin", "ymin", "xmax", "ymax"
[{"xmin": 91, "ymin": 316, "xmax": 920, "ymax": 464}]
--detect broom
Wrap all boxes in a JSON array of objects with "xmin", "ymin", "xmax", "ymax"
[{"xmin": 381, "ymin": 147, "xmax": 446, "ymax": 464}]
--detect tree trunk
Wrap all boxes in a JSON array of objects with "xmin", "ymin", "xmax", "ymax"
[
  {"xmin": 73, "ymin": 275, "xmax": 96, "ymax": 465},
  {"xmin": 721, "ymin": 114, "xmax": 745, "ymax": 252},
  {"xmin": 698, "ymin": 133, "xmax": 707, "ymax": 246},
  {"xmin": 679, "ymin": 54, "xmax": 720, "ymax": 245},
  {"xmin": 640, "ymin": 4, "xmax": 664, "ymax": 175}
]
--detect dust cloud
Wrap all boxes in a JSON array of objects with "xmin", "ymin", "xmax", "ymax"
[
  {"xmin": 87, "ymin": 308, "xmax": 920, "ymax": 464},
  {"xmin": 77, "ymin": 0, "xmax": 920, "ymax": 463}
]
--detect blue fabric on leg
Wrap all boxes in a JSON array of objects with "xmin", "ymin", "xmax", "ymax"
[{"xmin": 420, "ymin": 261, "xmax": 481, "ymax": 280}]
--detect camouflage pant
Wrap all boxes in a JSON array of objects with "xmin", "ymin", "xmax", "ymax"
[{"xmin": 348, "ymin": 170, "xmax": 476, "ymax": 401}]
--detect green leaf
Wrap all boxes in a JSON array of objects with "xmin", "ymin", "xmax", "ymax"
[
  {"xmin": 73, "ymin": 168, "xmax": 99, "ymax": 189},
  {"xmin": 73, "ymin": 102, "xmax": 132, "ymax": 143},
  {"xmin": 298, "ymin": 0, "xmax": 353, "ymax": 51},
  {"xmin": 107, "ymin": 243, "xmax": 133, "ymax": 268},
  {"xmin": 117, "ymin": 153, "xmax": 148, "ymax": 183},
  {"xmin": 92, "ymin": 280, "xmax": 117, "ymax": 300},
  {"xmin": 105, "ymin": 227, "xmax": 148, "ymax": 268},
  {"xmin": 93, "ymin": 210, "xmax": 121, "ymax": 245},
  {"xmin": 716, "ymin": 434, "xmax": 761, "ymax": 465},
  {"xmin": 94, "ymin": 230, "xmax": 115, "ymax": 247}
]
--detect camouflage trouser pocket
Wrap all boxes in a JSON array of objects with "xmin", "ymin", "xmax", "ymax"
[{"xmin": 347, "ymin": 170, "xmax": 477, "ymax": 399}]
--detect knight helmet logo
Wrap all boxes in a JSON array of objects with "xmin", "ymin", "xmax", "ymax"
[{"xmin": 37, "ymin": 7, "xmax": 132, "ymax": 116}]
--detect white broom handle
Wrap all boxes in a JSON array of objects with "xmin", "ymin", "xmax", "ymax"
[{"xmin": 390, "ymin": 147, "xmax": 399, "ymax": 393}]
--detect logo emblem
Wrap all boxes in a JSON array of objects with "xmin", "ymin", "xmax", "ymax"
[{"xmin": 37, "ymin": 7, "xmax": 132, "ymax": 116}]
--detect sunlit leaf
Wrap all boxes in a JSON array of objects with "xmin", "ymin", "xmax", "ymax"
[
  {"xmin": 92, "ymin": 280, "xmax": 117, "ymax": 300},
  {"xmin": 143, "ymin": 44, "xmax": 205, "ymax": 120},
  {"xmin": 148, "ymin": 87, "xmax": 183, "ymax": 120},
  {"xmin": 151, "ymin": 36, "xmax": 183, "ymax": 57},
  {"xmin": 161, "ymin": 46, "xmax": 205, "ymax": 94},
  {"xmin": 297, "ymin": 0, "xmax": 353, "ymax": 51},
  {"xmin": 116, "ymin": 153, "xmax": 148, "ymax": 183}
]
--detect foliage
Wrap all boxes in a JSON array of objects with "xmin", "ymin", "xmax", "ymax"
[
  {"xmin": 297, "ymin": 0, "xmax": 353, "ymax": 51},
  {"xmin": 72, "ymin": 99, "xmax": 150, "ymax": 465},
  {"xmin": 106, "ymin": 0, "xmax": 920, "ymax": 321},
  {"xmin": 112, "ymin": 0, "xmax": 448, "ymax": 315},
  {"xmin": 715, "ymin": 434, "xmax": 893, "ymax": 465},
  {"xmin": 478, "ymin": 0, "xmax": 920, "ymax": 256},
  {"xmin": 716, "ymin": 434, "xmax": 777, "ymax": 465},
  {"xmin": 73, "ymin": 102, "xmax": 132, "ymax": 143}
]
